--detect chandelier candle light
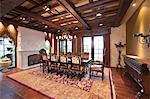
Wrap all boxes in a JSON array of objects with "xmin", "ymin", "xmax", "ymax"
[{"xmin": 56, "ymin": 31, "xmax": 77, "ymax": 40}]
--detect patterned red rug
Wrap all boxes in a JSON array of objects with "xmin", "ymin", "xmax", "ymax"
[{"xmin": 29, "ymin": 70, "xmax": 93, "ymax": 92}]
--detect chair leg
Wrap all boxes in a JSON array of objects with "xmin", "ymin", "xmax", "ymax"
[
  {"xmin": 42, "ymin": 65, "xmax": 45, "ymax": 73},
  {"xmin": 102, "ymin": 72, "xmax": 104, "ymax": 80},
  {"xmin": 48, "ymin": 66, "xmax": 50, "ymax": 73}
]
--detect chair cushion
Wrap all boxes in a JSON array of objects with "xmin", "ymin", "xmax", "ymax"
[{"xmin": 91, "ymin": 65, "xmax": 103, "ymax": 72}]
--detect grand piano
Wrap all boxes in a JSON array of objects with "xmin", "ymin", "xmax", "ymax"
[{"xmin": 124, "ymin": 55, "xmax": 150, "ymax": 98}]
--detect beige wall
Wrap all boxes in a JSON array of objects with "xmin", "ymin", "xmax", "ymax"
[
  {"xmin": 126, "ymin": 0, "xmax": 150, "ymax": 59},
  {"xmin": 110, "ymin": 24, "xmax": 126, "ymax": 67}
]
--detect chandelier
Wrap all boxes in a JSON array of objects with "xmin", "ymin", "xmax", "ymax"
[{"xmin": 56, "ymin": 31, "xmax": 76, "ymax": 40}]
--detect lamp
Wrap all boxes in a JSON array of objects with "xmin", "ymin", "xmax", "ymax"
[
  {"xmin": 133, "ymin": 30, "xmax": 150, "ymax": 47},
  {"xmin": 115, "ymin": 42, "xmax": 126, "ymax": 68},
  {"xmin": 56, "ymin": 31, "xmax": 76, "ymax": 40}
]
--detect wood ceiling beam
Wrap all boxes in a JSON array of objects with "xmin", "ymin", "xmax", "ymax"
[
  {"xmin": 15, "ymin": 6, "xmax": 66, "ymax": 31},
  {"xmin": 82, "ymin": 6, "xmax": 119, "ymax": 18},
  {"xmin": 1, "ymin": 17, "xmax": 51, "ymax": 32},
  {"xmin": 46, "ymin": 11, "xmax": 68, "ymax": 20},
  {"xmin": 89, "ymin": 0, "xmax": 94, "ymax": 3},
  {"xmin": 87, "ymin": 15, "xmax": 116, "ymax": 23},
  {"xmin": 0, "ymin": 0, "xmax": 26, "ymax": 17},
  {"xmin": 30, "ymin": 0, "xmax": 53, "ymax": 12},
  {"xmin": 56, "ymin": 0, "xmax": 90, "ymax": 29},
  {"xmin": 114, "ymin": 0, "xmax": 133, "ymax": 26},
  {"xmin": 71, "ymin": 27, "xmax": 110, "ymax": 35},
  {"xmin": 55, "ymin": 18, "xmax": 76, "ymax": 24},
  {"xmin": 27, "ymin": 0, "xmax": 39, "ymax": 5},
  {"xmin": 77, "ymin": 0, "xmax": 114, "ymax": 11}
]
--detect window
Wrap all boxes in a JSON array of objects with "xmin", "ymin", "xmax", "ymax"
[
  {"xmin": 67, "ymin": 40, "xmax": 72, "ymax": 53},
  {"xmin": 83, "ymin": 37, "xmax": 92, "ymax": 58},
  {"xmin": 0, "ymin": 34, "xmax": 16, "ymax": 68},
  {"xmin": 94, "ymin": 36, "xmax": 104, "ymax": 61},
  {"xmin": 60, "ymin": 40, "xmax": 72, "ymax": 54},
  {"xmin": 82, "ymin": 36, "xmax": 104, "ymax": 61},
  {"xmin": 60, "ymin": 40, "xmax": 66, "ymax": 53}
]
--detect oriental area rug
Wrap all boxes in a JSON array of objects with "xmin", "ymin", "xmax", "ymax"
[{"xmin": 7, "ymin": 67, "xmax": 114, "ymax": 99}]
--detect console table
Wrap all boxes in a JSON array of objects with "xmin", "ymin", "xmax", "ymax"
[{"xmin": 124, "ymin": 55, "xmax": 150, "ymax": 98}]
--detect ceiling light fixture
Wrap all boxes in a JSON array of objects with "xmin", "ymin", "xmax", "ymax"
[
  {"xmin": 43, "ymin": 5, "xmax": 50, "ymax": 11},
  {"xmin": 132, "ymin": 3, "xmax": 136, "ymax": 7},
  {"xmin": 96, "ymin": 13, "xmax": 102, "ymax": 17},
  {"xmin": 44, "ymin": 25, "xmax": 48, "ymax": 28},
  {"xmin": 22, "ymin": 17, "xmax": 26, "ymax": 21},
  {"xmin": 99, "ymin": 23, "xmax": 103, "ymax": 26},
  {"xmin": 75, "ymin": 27, "xmax": 79, "ymax": 30},
  {"xmin": 58, "ymin": 29, "xmax": 61, "ymax": 32},
  {"xmin": 68, "ymin": 22, "xmax": 71, "ymax": 25}
]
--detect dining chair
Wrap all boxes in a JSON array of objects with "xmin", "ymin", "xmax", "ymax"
[
  {"xmin": 81, "ymin": 52, "xmax": 89, "ymax": 59},
  {"xmin": 90, "ymin": 48, "xmax": 106, "ymax": 80},
  {"xmin": 49, "ymin": 54, "xmax": 59, "ymax": 74},
  {"xmin": 41, "ymin": 54, "xmax": 49, "ymax": 73},
  {"xmin": 71, "ymin": 56, "xmax": 85, "ymax": 80},
  {"xmin": 59, "ymin": 55, "xmax": 70, "ymax": 77}
]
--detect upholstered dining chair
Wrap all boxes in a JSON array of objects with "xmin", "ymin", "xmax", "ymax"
[
  {"xmin": 90, "ymin": 48, "xmax": 106, "ymax": 80},
  {"xmin": 59, "ymin": 55, "xmax": 69, "ymax": 77},
  {"xmin": 71, "ymin": 56, "xmax": 85, "ymax": 80},
  {"xmin": 81, "ymin": 52, "xmax": 89, "ymax": 59},
  {"xmin": 39, "ymin": 49, "xmax": 47, "ymax": 68},
  {"xmin": 49, "ymin": 54, "xmax": 59, "ymax": 74},
  {"xmin": 41, "ymin": 54, "xmax": 49, "ymax": 73}
]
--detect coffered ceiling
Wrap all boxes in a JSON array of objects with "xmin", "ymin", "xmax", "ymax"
[{"xmin": 0, "ymin": 0, "xmax": 133, "ymax": 33}]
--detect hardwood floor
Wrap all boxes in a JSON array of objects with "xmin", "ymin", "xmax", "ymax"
[
  {"xmin": 0, "ymin": 68, "xmax": 48, "ymax": 99},
  {"xmin": 0, "ymin": 68, "xmax": 149, "ymax": 99},
  {"xmin": 111, "ymin": 68, "xmax": 149, "ymax": 99}
]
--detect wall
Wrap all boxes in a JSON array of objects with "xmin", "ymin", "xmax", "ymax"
[
  {"xmin": 17, "ymin": 26, "xmax": 45, "ymax": 69},
  {"xmin": 126, "ymin": 0, "xmax": 150, "ymax": 59},
  {"xmin": 110, "ymin": 24, "xmax": 126, "ymax": 67}
]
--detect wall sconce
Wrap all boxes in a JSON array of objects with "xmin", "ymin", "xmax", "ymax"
[{"xmin": 133, "ymin": 31, "xmax": 150, "ymax": 47}]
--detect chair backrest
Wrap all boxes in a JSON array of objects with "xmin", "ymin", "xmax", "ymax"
[
  {"xmin": 51, "ymin": 54, "xmax": 58, "ymax": 62},
  {"xmin": 81, "ymin": 52, "xmax": 89, "ymax": 59},
  {"xmin": 60, "ymin": 55, "xmax": 67, "ymax": 63},
  {"xmin": 42, "ymin": 55, "xmax": 48, "ymax": 61},
  {"xmin": 39, "ymin": 49, "xmax": 47, "ymax": 55},
  {"xmin": 72, "ymin": 56, "xmax": 81, "ymax": 65}
]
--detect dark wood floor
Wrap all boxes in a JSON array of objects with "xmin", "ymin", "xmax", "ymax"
[
  {"xmin": 111, "ymin": 68, "xmax": 149, "ymax": 99},
  {"xmin": 0, "ymin": 68, "xmax": 149, "ymax": 99},
  {"xmin": 0, "ymin": 68, "xmax": 49, "ymax": 99}
]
